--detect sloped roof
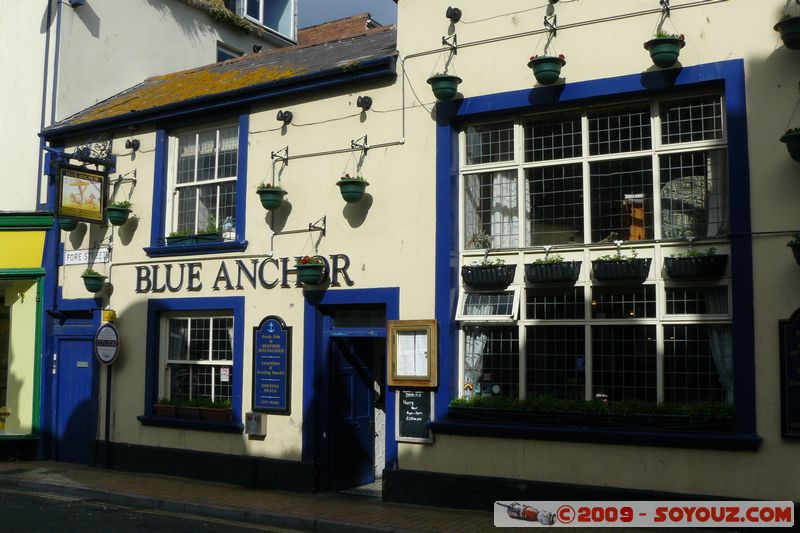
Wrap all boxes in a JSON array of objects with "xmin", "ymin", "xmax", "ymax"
[
  {"xmin": 45, "ymin": 26, "xmax": 396, "ymax": 136},
  {"xmin": 298, "ymin": 13, "xmax": 379, "ymax": 46}
]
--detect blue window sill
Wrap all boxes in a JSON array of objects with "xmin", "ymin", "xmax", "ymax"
[
  {"xmin": 429, "ymin": 417, "xmax": 762, "ymax": 451},
  {"xmin": 137, "ymin": 415, "xmax": 244, "ymax": 434},
  {"xmin": 144, "ymin": 240, "xmax": 248, "ymax": 257}
]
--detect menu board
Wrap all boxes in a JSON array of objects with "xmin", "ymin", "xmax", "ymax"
[
  {"xmin": 397, "ymin": 390, "xmax": 433, "ymax": 443},
  {"xmin": 252, "ymin": 316, "xmax": 291, "ymax": 415},
  {"xmin": 780, "ymin": 311, "xmax": 800, "ymax": 438}
]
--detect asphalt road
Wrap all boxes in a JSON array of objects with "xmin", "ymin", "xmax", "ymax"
[{"xmin": 0, "ymin": 487, "xmax": 303, "ymax": 532}]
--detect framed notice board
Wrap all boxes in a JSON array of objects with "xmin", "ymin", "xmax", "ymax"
[
  {"xmin": 388, "ymin": 319, "xmax": 437, "ymax": 388},
  {"xmin": 396, "ymin": 389, "xmax": 434, "ymax": 443},
  {"xmin": 779, "ymin": 309, "xmax": 800, "ymax": 438},
  {"xmin": 252, "ymin": 315, "xmax": 291, "ymax": 415}
]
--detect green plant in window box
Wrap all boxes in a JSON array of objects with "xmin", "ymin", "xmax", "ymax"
[
  {"xmin": 592, "ymin": 248, "xmax": 651, "ymax": 281},
  {"xmin": 256, "ymin": 182, "xmax": 287, "ymax": 211},
  {"xmin": 296, "ymin": 255, "xmax": 326, "ymax": 285},
  {"xmin": 643, "ymin": 30, "xmax": 685, "ymax": 68},
  {"xmin": 780, "ymin": 128, "xmax": 800, "ymax": 161},
  {"xmin": 106, "ymin": 200, "xmax": 133, "ymax": 226},
  {"xmin": 665, "ymin": 247, "xmax": 728, "ymax": 279},
  {"xmin": 153, "ymin": 399, "xmax": 179, "ymax": 418},
  {"xmin": 81, "ymin": 267, "xmax": 106, "ymax": 293},
  {"xmin": 461, "ymin": 232, "xmax": 516, "ymax": 289},
  {"xmin": 525, "ymin": 253, "xmax": 582, "ymax": 283},
  {"xmin": 335, "ymin": 173, "xmax": 369, "ymax": 203},
  {"xmin": 166, "ymin": 216, "xmax": 223, "ymax": 246}
]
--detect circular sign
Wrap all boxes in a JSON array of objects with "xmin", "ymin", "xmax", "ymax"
[{"xmin": 94, "ymin": 322, "xmax": 120, "ymax": 365}]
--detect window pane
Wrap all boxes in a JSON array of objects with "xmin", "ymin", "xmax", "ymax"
[
  {"xmin": 526, "ymin": 287, "xmax": 585, "ymax": 320},
  {"xmin": 464, "ymin": 171, "xmax": 518, "ymax": 249},
  {"xmin": 196, "ymin": 131, "xmax": 217, "ymax": 181},
  {"xmin": 192, "ymin": 365, "xmax": 213, "ymax": 401},
  {"xmin": 463, "ymin": 326, "xmax": 518, "ymax": 398},
  {"xmin": 589, "ymin": 106, "xmax": 651, "ymax": 155},
  {"xmin": 463, "ymin": 292, "xmax": 515, "ymax": 316},
  {"xmin": 212, "ymin": 317, "xmax": 233, "ymax": 361},
  {"xmin": 176, "ymin": 187, "xmax": 197, "ymax": 234},
  {"xmin": 591, "ymin": 286, "xmax": 656, "ymax": 319},
  {"xmin": 189, "ymin": 318, "xmax": 210, "ymax": 360},
  {"xmin": 526, "ymin": 164, "xmax": 584, "ymax": 245},
  {"xmin": 592, "ymin": 325, "xmax": 656, "ymax": 402},
  {"xmin": 660, "ymin": 150, "xmax": 728, "ymax": 239},
  {"xmin": 219, "ymin": 182, "xmax": 237, "ymax": 234},
  {"xmin": 664, "ymin": 324, "xmax": 733, "ymax": 404},
  {"xmin": 246, "ymin": 0, "xmax": 260, "ymax": 19},
  {"xmin": 218, "ymin": 126, "xmax": 238, "ymax": 178},
  {"xmin": 197, "ymin": 184, "xmax": 218, "ymax": 232},
  {"xmin": 176, "ymin": 134, "xmax": 196, "ymax": 184},
  {"xmin": 524, "ymin": 115, "xmax": 582, "ymax": 162},
  {"xmin": 666, "ymin": 286, "xmax": 728, "ymax": 315},
  {"xmin": 215, "ymin": 365, "xmax": 233, "ymax": 401},
  {"xmin": 465, "ymin": 122, "xmax": 514, "ymax": 165},
  {"xmin": 661, "ymin": 96, "xmax": 723, "ymax": 144},
  {"xmin": 590, "ymin": 157, "xmax": 653, "ymax": 242},
  {"xmin": 169, "ymin": 364, "xmax": 191, "ymax": 402},
  {"xmin": 526, "ymin": 325, "xmax": 585, "ymax": 400},
  {"xmin": 168, "ymin": 319, "xmax": 188, "ymax": 360}
]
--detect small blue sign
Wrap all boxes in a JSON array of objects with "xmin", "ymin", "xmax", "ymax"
[{"xmin": 252, "ymin": 316, "xmax": 291, "ymax": 414}]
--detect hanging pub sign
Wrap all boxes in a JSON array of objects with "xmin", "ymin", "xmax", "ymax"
[
  {"xmin": 252, "ymin": 316, "xmax": 291, "ymax": 415},
  {"xmin": 57, "ymin": 164, "xmax": 107, "ymax": 223},
  {"xmin": 779, "ymin": 309, "xmax": 800, "ymax": 438}
]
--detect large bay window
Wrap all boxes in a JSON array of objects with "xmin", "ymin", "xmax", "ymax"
[{"xmin": 458, "ymin": 92, "xmax": 733, "ymax": 409}]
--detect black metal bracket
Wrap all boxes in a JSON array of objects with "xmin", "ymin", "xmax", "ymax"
[
  {"xmin": 441, "ymin": 33, "xmax": 458, "ymax": 55},
  {"xmin": 351, "ymin": 135, "xmax": 369, "ymax": 153},
  {"xmin": 112, "ymin": 169, "xmax": 137, "ymax": 186},
  {"xmin": 544, "ymin": 13, "xmax": 558, "ymax": 36},
  {"xmin": 660, "ymin": 0, "xmax": 671, "ymax": 17},
  {"xmin": 271, "ymin": 146, "xmax": 289, "ymax": 165}
]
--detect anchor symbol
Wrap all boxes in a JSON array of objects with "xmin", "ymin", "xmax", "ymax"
[{"xmin": 267, "ymin": 322, "xmax": 275, "ymax": 333}]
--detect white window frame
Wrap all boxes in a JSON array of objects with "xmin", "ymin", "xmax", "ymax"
[
  {"xmin": 158, "ymin": 312, "xmax": 234, "ymax": 403},
  {"xmin": 165, "ymin": 122, "xmax": 238, "ymax": 239},
  {"xmin": 456, "ymin": 287, "xmax": 521, "ymax": 322}
]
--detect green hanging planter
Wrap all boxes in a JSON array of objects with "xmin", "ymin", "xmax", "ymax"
[
  {"xmin": 106, "ymin": 207, "xmax": 131, "ymax": 226},
  {"xmin": 527, "ymin": 55, "xmax": 566, "ymax": 85},
  {"xmin": 58, "ymin": 216, "xmax": 78, "ymax": 231},
  {"xmin": 643, "ymin": 35, "xmax": 685, "ymax": 68},
  {"xmin": 81, "ymin": 271, "xmax": 106, "ymax": 293},
  {"xmin": 256, "ymin": 186, "xmax": 287, "ymax": 211},
  {"xmin": 775, "ymin": 16, "xmax": 800, "ymax": 50},
  {"xmin": 781, "ymin": 129, "xmax": 800, "ymax": 161},
  {"xmin": 296, "ymin": 257, "xmax": 326, "ymax": 285},
  {"xmin": 336, "ymin": 176, "xmax": 369, "ymax": 203},
  {"xmin": 426, "ymin": 73, "xmax": 462, "ymax": 101}
]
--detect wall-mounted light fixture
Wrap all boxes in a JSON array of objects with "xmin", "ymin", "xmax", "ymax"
[
  {"xmin": 356, "ymin": 96, "xmax": 373, "ymax": 111},
  {"xmin": 276, "ymin": 110, "xmax": 293, "ymax": 125},
  {"xmin": 446, "ymin": 6, "xmax": 462, "ymax": 23},
  {"xmin": 125, "ymin": 139, "xmax": 140, "ymax": 152}
]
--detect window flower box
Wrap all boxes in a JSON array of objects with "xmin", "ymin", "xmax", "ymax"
[
  {"xmin": 525, "ymin": 260, "xmax": 581, "ymax": 283},
  {"xmin": 106, "ymin": 201, "xmax": 132, "ymax": 226},
  {"xmin": 643, "ymin": 32, "xmax": 685, "ymax": 68},
  {"xmin": 592, "ymin": 257, "xmax": 651, "ymax": 281},
  {"xmin": 780, "ymin": 128, "xmax": 800, "ymax": 161},
  {"xmin": 198, "ymin": 407, "xmax": 233, "ymax": 422},
  {"xmin": 256, "ymin": 184, "xmax": 286, "ymax": 211},
  {"xmin": 426, "ymin": 73, "xmax": 462, "ymax": 101},
  {"xmin": 527, "ymin": 55, "xmax": 565, "ymax": 85},
  {"xmin": 775, "ymin": 16, "xmax": 800, "ymax": 50},
  {"xmin": 664, "ymin": 254, "xmax": 728, "ymax": 279},
  {"xmin": 165, "ymin": 233, "xmax": 224, "ymax": 246},
  {"xmin": 153, "ymin": 403, "xmax": 177, "ymax": 418},
  {"xmin": 176, "ymin": 406, "xmax": 201, "ymax": 420},
  {"xmin": 461, "ymin": 264, "xmax": 516, "ymax": 290},
  {"xmin": 58, "ymin": 216, "xmax": 78, "ymax": 232}
]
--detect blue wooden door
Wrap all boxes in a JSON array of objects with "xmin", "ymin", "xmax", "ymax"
[
  {"xmin": 55, "ymin": 337, "xmax": 97, "ymax": 464},
  {"xmin": 330, "ymin": 338, "xmax": 374, "ymax": 489}
]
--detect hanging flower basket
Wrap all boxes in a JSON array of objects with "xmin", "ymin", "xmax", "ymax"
[
  {"xmin": 643, "ymin": 34, "xmax": 685, "ymax": 68},
  {"xmin": 525, "ymin": 261, "xmax": 581, "ymax": 283},
  {"xmin": 336, "ymin": 174, "xmax": 369, "ymax": 203},
  {"xmin": 592, "ymin": 257, "xmax": 651, "ymax": 281},
  {"xmin": 461, "ymin": 264, "xmax": 516, "ymax": 290},
  {"xmin": 426, "ymin": 73, "xmax": 462, "ymax": 101},
  {"xmin": 775, "ymin": 16, "xmax": 800, "ymax": 50},
  {"xmin": 57, "ymin": 216, "xmax": 78, "ymax": 232},
  {"xmin": 106, "ymin": 201, "xmax": 132, "ymax": 226},
  {"xmin": 781, "ymin": 129, "xmax": 800, "ymax": 161},
  {"xmin": 296, "ymin": 256, "xmax": 326, "ymax": 285},
  {"xmin": 664, "ymin": 255, "xmax": 728, "ymax": 279},
  {"xmin": 256, "ymin": 184, "xmax": 286, "ymax": 211},
  {"xmin": 527, "ymin": 55, "xmax": 566, "ymax": 85},
  {"xmin": 81, "ymin": 269, "xmax": 106, "ymax": 293}
]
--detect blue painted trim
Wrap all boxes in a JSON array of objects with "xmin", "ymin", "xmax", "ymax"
[
  {"xmin": 42, "ymin": 57, "xmax": 396, "ymax": 140},
  {"xmin": 435, "ymin": 59, "xmax": 757, "ymax": 438},
  {"xmin": 145, "ymin": 115, "xmax": 249, "ymax": 258},
  {"xmin": 301, "ymin": 288, "xmax": 400, "ymax": 472},
  {"xmin": 143, "ymin": 297, "xmax": 245, "ymax": 426}
]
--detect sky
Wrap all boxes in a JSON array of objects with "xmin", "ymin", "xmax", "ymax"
[{"xmin": 297, "ymin": 0, "xmax": 398, "ymax": 29}]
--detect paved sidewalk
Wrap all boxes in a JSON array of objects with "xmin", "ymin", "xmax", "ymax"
[{"xmin": 0, "ymin": 461, "xmax": 494, "ymax": 532}]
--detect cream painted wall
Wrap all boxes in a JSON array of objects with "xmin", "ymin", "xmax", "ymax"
[{"xmin": 2, "ymin": 281, "xmax": 37, "ymax": 435}]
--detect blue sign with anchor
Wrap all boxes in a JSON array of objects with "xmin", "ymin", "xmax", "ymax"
[{"xmin": 252, "ymin": 316, "xmax": 291, "ymax": 414}]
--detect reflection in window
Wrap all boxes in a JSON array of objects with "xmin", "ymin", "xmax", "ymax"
[
  {"xmin": 463, "ymin": 326, "xmax": 518, "ymax": 398},
  {"xmin": 466, "ymin": 122, "xmax": 514, "ymax": 165},
  {"xmin": 590, "ymin": 157, "xmax": 654, "ymax": 242},
  {"xmin": 664, "ymin": 324, "xmax": 733, "ymax": 404},
  {"xmin": 464, "ymin": 171, "xmax": 518, "ymax": 249},
  {"xmin": 526, "ymin": 164, "xmax": 584, "ymax": 245}
]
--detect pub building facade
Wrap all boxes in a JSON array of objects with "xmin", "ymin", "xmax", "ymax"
[{"xmin": 39, "ymin": 0, "xmax": 800, "ymax": 510}]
